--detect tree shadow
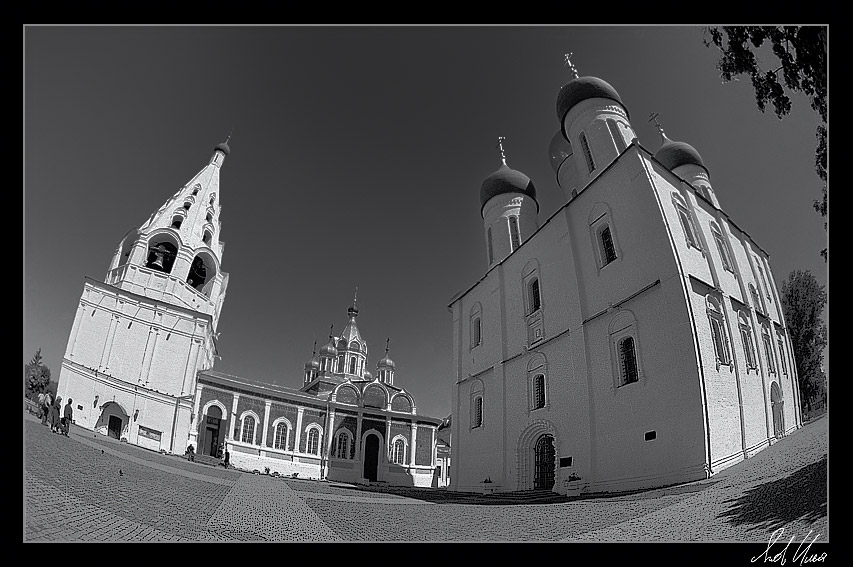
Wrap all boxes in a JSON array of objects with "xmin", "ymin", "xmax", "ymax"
[{"xmin": 717, "ymin": 455, "xmax": 826, "ymax": 532}]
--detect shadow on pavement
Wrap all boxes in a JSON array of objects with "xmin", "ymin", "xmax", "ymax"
[{"xmin": 718, "ymin": 455, "xmax": 827, "ymax": 532}]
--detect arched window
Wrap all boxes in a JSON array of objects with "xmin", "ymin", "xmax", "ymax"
[
  {"xmin": 471, "ymin": 380, "xmax": 484, "ymax": 428},
  {"xmin": 392, "ymin": 438, "xmax": 406, "ymax": 465},
  {"xmin": 171, "ymin": 216, "xmax": 183, "ymax": 229},
  {"xmin": 527, "ymin": 277, "xmax": 541, "ymax": 314},
  {"xmin": 673, "ymin": 195, "xmax": 700, "ymax": 250},
  {"xmin": 349, "ymin": 356, "xmax": 357, "ymax": 374},
  {"xmin": 470, "ymin": 304, "xmax": 482, "ymax": 349},
  {"xmin": 336, "ymin": 430, "xmax": 351, "ymax": 459},
  {"xmin": 337, "ymin": 354, "xmax": 345, "ymax": 374},
  {"xmin": 600, "ymin": 226, "xmax": 617, "ymax": 265},
  {"xmin": 532, "ymin": 374, "xmax": 546, "ymax": 409},
  {"xmin": 306, "ymin": 427, "xmax": 320, "ymax": 455},
  {"xmin": 191, "ymin": 185, "xmax": 200, "ymax": 196},
  {"xmin": 241, "ymin": 415, "xmax": 256, "ymax": 444},
  {"xmin": 509, "ymin": 216, "xmax": 521, "ymax": 251},
  {"xmin": 209, "ymin": 194, "xmax": 216, "ymax": 205},
  {"xmin": 755, "ymin": 262, "xmax": 772, "ymax": 301},
  {"xmin": 183, "ymin": 201, "xmax": 191, "ymax": 211},
  {"xmin": 580, "ymin": 131, "xmax": 595, "ymax": 173},
  {"xmin": 206, "ymin": 211, "xmax": 213, "ymax": 223},
  {"xmin": 607, "ymin": 119, "xmax": 627, "ymax": 152},
  {"xmin": 706, "ymin": 297, "xmax": 731, "ymax": 366},
  {"xmin": 711, "ymin": 222, "xmax": 734, "ymax": 273},
  {"xmin": 618, "ymin": 337, "xmax": 639, "ymax": 385},
  {"xmin": 749, "ymin": 284, "xmax": 762, "ymax": 313},
  {"xmin": 762, "ymin": 326, "xmax": 776, "ymax": 374},
  {"xmin": 487, "ymin": 227, "xmax": 494, "ymax": 264},
  {"xmin": 738, "ymin": 313, "xmax": 757, "ymax": 370},
  {"xmin": 203, "ymin": 230, "xmax": 212, "ymax": 246},
  {"xmin": 273, "ymin": 422, "xmax": 288, "ymax": 450},
  {"xmin": 145, "ymin": 240, "xmax": 178, "ymax": 274}
]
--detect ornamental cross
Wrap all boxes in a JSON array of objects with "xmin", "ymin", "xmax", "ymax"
[
  {"xmin": 648, "ymin": 112, "xmax": 666, "ymax": 137},
  {"xmin": 353, "ymin": 286, "xmax": 358, "ymax": 308},
  {"xmin": 564, "ymin": 52, "xmax": 578, "ymax": 79},
  {"xmin": 496, "ymin": 136, "xmax": 507, "ymax": 165},
  {"xmin": 312, "ymin": 339, "xmax": 317, "ymax": 356},
  {"xmin": 385, "ymin": 337, "xmax": 390, "ymax": 355},
  {"xmin": 328, "ymin": 324, "xmax": 334, "ymax": 339}
]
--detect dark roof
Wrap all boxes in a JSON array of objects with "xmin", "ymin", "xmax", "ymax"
[
  {"xmin": 654, "ymin": 137, "xmax": 709, "ymax": 176},
  {"xmin": 479, "ymin": 163, "xmax": 538, "ymax": 216},
  {"xmin": 556, "ymin": 76, "xmax": 626, "ymax": 134}
]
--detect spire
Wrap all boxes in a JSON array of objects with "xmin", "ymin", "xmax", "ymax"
[
  {"xmin": 496, "ymin": 136, "xmax": 508, "ymax": 167},
  {"xmin": 564, "ymin": 52, "xmax": 579, "ymax": 80},
  {"xmin": 348, "ymin": 286, "xmax": 359, "ymax": 318}
]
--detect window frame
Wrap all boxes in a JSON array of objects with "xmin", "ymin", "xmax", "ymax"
[
  {"xmin": 470, "ymin": 380, "xmax": 484, "ymax": 429},
  {"xmin": 609, "ymin": 310, "xmax": 644, "ymax": 390},
  {"xmin": 470, "ymin": 304, "xmax": 483, "ymax": 350},
  {"xmin": 240, "ymin": 412, "xmax": 258, "ymax": 445},
  {"xmin": 391, "ymin": 437, "xmax": 407, "ymax": 465},
  {"xmin": 777, "ymin": 332, "xmax": 788, "ymax": 376},
  {"xmin": 711, "ymin": 222, "xmax": 735, "ymax": 273},
  {"xmin": 762, "ymin": 326, "xmax": 776, "ymax": 375},
  {"xmin": 706, "ymin": 296, "xmax": 732, "ymax": 368},
  {"xmin": 738, "ymin": 313, "xmax": 758, "ymax": 371},
  {"xmin": 272, "ymin": 420, "xmax": 290, "ymax": 451},
  {"xmin": 579, "ymin": 131, "xmax": 595, "ymax": 173},
  {"xmin": 487, "ymin": 226, "xmax": 494, "ymax": 264},
  {"xmin": 335, "ymin": 429, "xmax": 352, "ymax": 460},
  {"xmin": 508, "ymin": 215, "xmax": 521, "ymax": 252},
  {"xmin": 617, "ymin": 336, "xmax": 639, "ymax": 386},
  {"xmin": 672, "ymin": 194, "xmax": 701, "ymax": 251},
  {"xmin": 305, "ymin": 425, "xmax": 322, "ymax": 456}
]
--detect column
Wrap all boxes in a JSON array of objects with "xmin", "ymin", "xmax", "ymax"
[
  {"xmin": 66, "ymin": 302, "xmax": 87, "ymax": 360},
  {"xmin": 180, "ymin": 338, "xmax": 203, "ymax": 396},
  {"xmin": 294, "ymin": 407, "xmax": 304, "ymax": 454},
  {"xmin": 138, "ymin": 327, "xmax": 160, "ymax": 385},
  {"xmin": 385, "ymin": 419, "xmax": 391, "ymax": 463},
  {"xmin": 430, "ymin": 426, "xmax": 436, "ymax": 467},
  {"xmin": 228, "ymin": 394, "xmax": 240, "ymax": 441},
  {"xmin": 325, "ymin": 411, "xmax": 337, "ymax": 457},
  {"xmin": 99, "ymin": 314, "xmax": 120, "ymax": 372},
  {"xmin": 261, "ymin": 400, "xmax": 272, "ymax": 448},
  {"xmin": 355, "ymin": 414, "xmax": 363, "ymax": 461},
  {"xmin": 410, "ymin": 423, "xmax": 418, "ymax": 467},
  {"xmin": 191, "ymin": 383, "xmax": 202, "ymax": 436}
]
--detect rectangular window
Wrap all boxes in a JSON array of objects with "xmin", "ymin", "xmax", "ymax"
[
  {"xmin": 619, "ymin": 337, "xmax": 639, "ymax": 385},
  {"xmin": 714, "ymin": 231, "xmax": 734, "ymax": 272},
  {"xmin": 763, "ymin": 335, "xmax": 776, "ymax": 374},
  {"xmin": 472, "ymin": 316, "xmax": 481, "ymax": 347},
  {"xmin": 529, "ymin": 279, "xmax": 541, "ymax": 314},
  {"xmin": 709, "ymin": 316, "xmax": 730, "ymax": 365},
  {"xmin": 644, "ymin": 431, "xmax": 657, "ymax": 441},
  {"xmin": 580, "ymin": 132, "xmax": 595, "ymax": 173},
  {"xmin": 138, "ymin": 426, "xmax": 162, "ymax": 442},
  {"xmin": 740, "ymin": 327, "xmax": 756, "ymax": 369},
  {"xmin": 559, "ymin": 457, "xmax": 573, "ymax": 468},
  {"xmin": 677, "ymin": 207, "xmax": 699, "ymax": 249},
  {"xmin": 778, "ymin": 337, "xmax": 787, "ymax": 375},
  {"xmin": 601, "ymin": 226, "xmax": 617, "ymax": 265},
  {"xmin": 509, "ymin": 216, "xmax": 521, "ymax": 251}
]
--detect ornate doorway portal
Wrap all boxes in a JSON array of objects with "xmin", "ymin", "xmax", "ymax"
[{"xmin": 534, "ymin": 434, "xmax": 556, "ymax": 490}]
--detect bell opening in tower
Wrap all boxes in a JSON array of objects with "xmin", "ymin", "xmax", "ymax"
[{"xmin": 146, "ymin": 241, "xmax": 178, "ymax": 274}]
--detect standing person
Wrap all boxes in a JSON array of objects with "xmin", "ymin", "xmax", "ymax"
[
  {"xmin": 38, "ymin": 392, "xmax": 46, "ymax": 424},
  {"xmin": 42, "ymin": 391, "xmax": 53, "ymax": 426},
  {"xmin": 49, "ymin": 396, "xmax": 62, "ymax": 433},
  {"xmin": 224, "ymin": 448, "xmax": 230, "ymax": 469},
  {"xmin": 62, "ymin": 398, "xmax": 74, "ymax": 437}
]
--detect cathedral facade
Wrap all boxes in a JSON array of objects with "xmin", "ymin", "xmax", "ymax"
[
  {"xmin": 448, "ymin": 67, "xmax": 803, "ymax": 495},
  {"xmin": 56, "ymin": 141, "xmax": 444, "ymax": 488}
]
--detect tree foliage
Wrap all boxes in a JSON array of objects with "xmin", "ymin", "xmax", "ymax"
[
  {"xmin": 779, "ymin": 270, "xmax": 827, "ymax": 412},
  {"xmin": 704, "ymin": 26, "xmax": 827, "ymax": 260},
  {"xmin": 25, "ymin": 348, "xmax": 52, "ymax": 398}
]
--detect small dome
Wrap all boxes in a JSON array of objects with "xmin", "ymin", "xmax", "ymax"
[
  {"xmin": 556, "ymin": 76, "xmax": 626, "ymax": 133},
  {"xmin": 214, "ymin": 141, "xmax": 230, "ymax": 156},
  {"xmin": 363, "ymin": 370, "xmax": 373, "ymax": 380},
  {"xmin": 319, "ymin": 340, "xmax": 338, "ymax": 357},
  {"xmin": 654, "ymin": 136, "xmax": 708, "ymax": 176},
  {"xmin": 377, "ymin": 355, "xmax": 395, "ymax": 370},
  {"xmin": 304, "ymin": 356, "xmax": 320, "ymax": 370},
  {"xmin": 479, "ymin": 163, "xmax": 538, "ymax": 216}
]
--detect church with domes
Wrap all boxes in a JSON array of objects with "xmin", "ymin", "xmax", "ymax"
[
  {"xmin": 447, "ymin": 58, "xmax": 803, "ymax": 495},
  {"xmin": 55, "ymin": 140, "xmax": 445, "ymax": 487}
]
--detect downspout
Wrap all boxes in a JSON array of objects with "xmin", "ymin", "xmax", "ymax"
[{"xmin": 637, "ymin": 148, "xmax": 713, "ymax": 476}]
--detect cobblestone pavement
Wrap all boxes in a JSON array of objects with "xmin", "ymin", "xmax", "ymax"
[{"xmin": 23, "ymin": 413, "xmax": 828, "ymax": 542}]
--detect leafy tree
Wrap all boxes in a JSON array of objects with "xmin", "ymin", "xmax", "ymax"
[
  {"xmin": 703, "ymin": 26, "xmax": 827, "ymax": 260},
  {"xmin": 779, "ymin": 270, "xmax": 827, "ymax": 414},
  {"xmin": 25, "ymin": 348, "xmax": 52, "ymax": 398}
]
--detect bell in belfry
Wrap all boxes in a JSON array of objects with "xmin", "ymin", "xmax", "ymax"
[{"xmin": 150, "ymin": 244, "xmax": 166, "ymax": 269}]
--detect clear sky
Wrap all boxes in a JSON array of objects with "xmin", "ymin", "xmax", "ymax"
[{"xmin": 24, "ymin": 25, "xmax": 828, "ymax": 420}]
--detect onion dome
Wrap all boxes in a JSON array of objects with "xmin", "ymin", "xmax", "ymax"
[
  {"xmin": 654, "ymin": 134, "xmax": 708, "ymax": 176},
  {"xmin": 319, "ymin": 339, "xmax": 338, "ymax": 357},
  {"xmin": 363, "ymin": 370, "xmax": 373, "ymax": 380},
  {"xmin": 556, "ymin": 76, "xmax": 626, "ymax": 128},
  {"xmin": 304, "ymin": 356, "xmax": 320, "ymax": 370},
  {"xmin": 480, "ymin": 163, "xmax": 538, "ymax": 217},
  {"xmin": 377, "ymin": 354, "xmax": 396, "ymax": 370}
]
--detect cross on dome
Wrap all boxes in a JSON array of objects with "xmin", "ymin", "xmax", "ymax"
[{"xmin": 564, "ymin": 52, "xmax": 579, "ymax": 80}]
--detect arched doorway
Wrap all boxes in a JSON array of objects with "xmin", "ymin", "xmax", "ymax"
[
  {"xmin": 363, "ymin": 433, "xmax": 380, "ymax": 482},
  {"xmin": 534, "ymin": 434, "xmax": 556, "ymax": 490},
  {"xmin": 96, "ymin": 402, "xmax": 129, "ymax": 440},
  {"xmin": 771, "ymin": 382, "xmax": 785, "ymax": 438},
  {"xmin": 199, "ymin": 406, "xmax": 223, "ymax": 457}
]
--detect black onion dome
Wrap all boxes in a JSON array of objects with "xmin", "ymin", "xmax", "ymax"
[
  {"xmin": 377, "ymin": 355, "xmax": 396, "ymax": 370},
  {"xmin": 556, "ymin": 76, "xmax": 627, "ymax": 136},
  {"xmin": 304, "ymin": 356, "xmax": 320, "ymax": 369},
  {"xmin": 319, "ymin": 340, "xmax": 338, "ymax": 357},
  {"xmin": 654, "ymin": 136, "xmax": 708, "ymax": 176},
  {"xmin": 214, "ymin": 141, "xmax": 231, "ymax": 156},
  {"xmin": 479, "ymin": 163, "xmax": 538, "ymax": 217},
  {"xmin": 363, "ymin": 370, "xmax": 373, "ymax": 380}
]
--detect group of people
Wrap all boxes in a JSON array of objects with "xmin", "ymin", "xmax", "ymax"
[{"xmin": 38, "ymin": 391, "xmax": 73, "ymax": 436}]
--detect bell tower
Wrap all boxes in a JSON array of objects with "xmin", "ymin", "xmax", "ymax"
[{"xmin": 57, "ymin": 139, "xmax": 232, "ymax": 455}]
